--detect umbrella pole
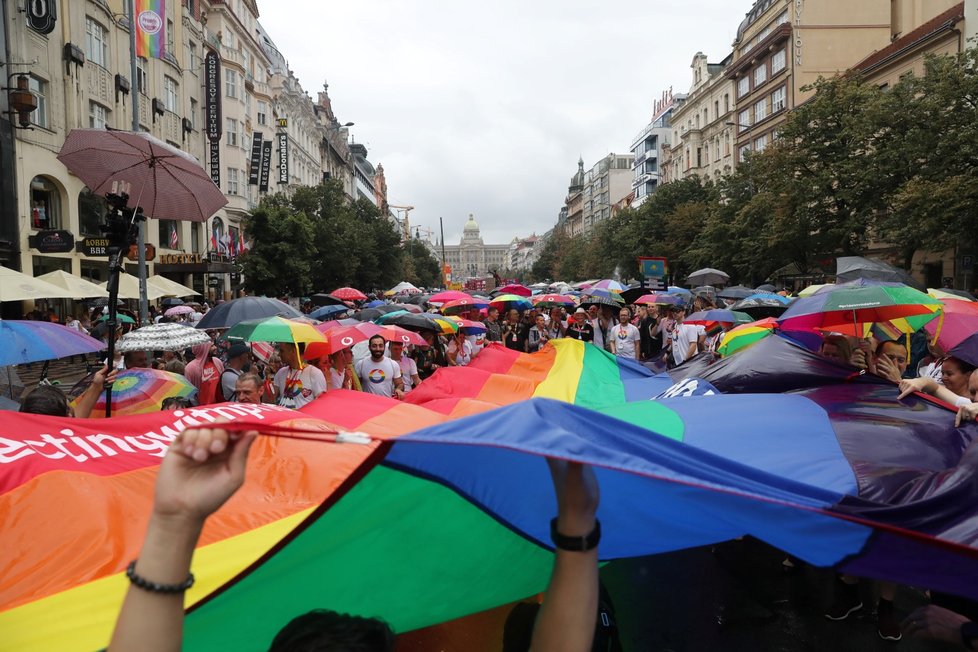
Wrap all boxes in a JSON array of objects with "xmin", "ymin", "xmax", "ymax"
[{"xmin": 104, "ymin": 248, "xmax": 124, "ymax": 418}]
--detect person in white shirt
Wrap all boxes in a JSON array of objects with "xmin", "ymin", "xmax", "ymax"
[
  {"xmin": 389, "ymin": 341, "xmax": 421, "ymax": 392},
  {"xmin": 609, "ymin": 308, "xmax": 641, "ymax": 360},
  {"xmin": 273, "ymin": 343, "xmax": 328, "ymax": 409},
  {"xmin": 447, "ymin": 331, "xmax": 473, "ymax": 366},
  {"xmin": 465, "ymin": 308, "xmax": 487, "ymax": 358},
  {"xmin": 354, "ymin": 335, "xmax": 405, "ymax": 399},
  {"xmin": 667, "ymin": 305, "xmax": 705, "ymax": 367}
]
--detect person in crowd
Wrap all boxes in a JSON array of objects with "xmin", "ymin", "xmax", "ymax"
[
  {"xmin": 161, "ymin": 397, "xmax": 193, "ymax": 411},
  {"xmin": 548, "ymin": 307, "xmax": 566, "ymax": 339},
  {"xmin": 637, "ymin": 304, "xmax": 661, "ymax": 361},
  {"xmin": 413, "ymin": 331, "xmax": 445, "ymax": 379},
  {"xmin": 503, "ymin": 308, "xmax": 528, "ymax": 352},
  {"xmin": 220, "ymin": 344, "xmax": 252, "ymax": 402},
  {"xmin": 818, "ymin": 335, "xmax": 853, "ymax": 365},
  {"xmin": 447, "ymin": 330, "xmax": 474, "ymax": 366},
  {"xmin": 124, "ymin": 350, "xmax": 150, "ymax": 369},
  {"xmin": 898, "ymin": 355, "xmax": 977, "ymax": 407},
  {"xmin": 327, "ymin": 349, "xmax": 355, "ymax": 390},
  {"xmin": 466, "ymin": 307, "xmax": 487, "ymax": 358},
  {"xmin": 527, "ymin": 313, "xmax": 551, "ymax": 353},
  {"xmin": 484, "ymin": 307, "xmax": 503, "ymax": 342},
  {"xmin": 872, "ymin": 339, "xmax": 909, "ymax": 383},
  {"xmin": 275, "ymin": 343, "xmax": 328, "ymax": 409},
  {"xmin": 590, "ymin": 305, "xmax": 615, "ymax": 353},
  {"xmin": 151, "ymin": 358, "xmax": 166, "ymax": 371},
  {"xmin": 355, "ymin": 335, "xmax": 404, "ymax": 399},
  {"xmin": 389, "ymin": 341, "xmax": 421, "ymax": 393},
  {"xmin": 19, "ymin": 365, "xmax": 115, "ymax": 418},
  {"xmin": 185, "ymin": 342, "xmax": 224, "ymax": 406},
  {"xmin": 565, "ymin": 308, "xmax": 594, "ymax": 343},
  {"xmin": 233, "ymin": 373, "xmax": 264, "ymax": 404},
  {"xmin": 164, "ymin": 359, "xmax": 186, "ymax": 375},
  {"xmin": 107, "ymin": 427, "xmax": 600, "ymax": 652},
  {"xmin": 261, "ymin": 353, "xmax": 283, "ymax": 403},
  {"xmin": 665, "ymin": 305, "xmax": 704, "ymax": 367},
  {"xmin": 609, "ymin": 308, "xmax": 640, "ymax": 360}
]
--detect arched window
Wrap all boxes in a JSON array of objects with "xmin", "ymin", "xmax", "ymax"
[
  {"xmin": 211, "ymin": 216, "xmax": 226, "ymax": 254},
  {"xmin": 30, "ymin": 176, "xmax": 62, "ymax": 230},
  {"xmin": 78, "ymin": 187, "xmax": 106, "ymax": 236}
]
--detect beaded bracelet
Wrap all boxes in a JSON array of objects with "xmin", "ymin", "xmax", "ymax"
[{"xmin": 126, "ymin": 560, "xmax": 195, "ymax": 594}]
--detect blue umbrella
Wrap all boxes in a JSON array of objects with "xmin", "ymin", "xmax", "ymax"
[
  {"xmin": 309, "ymin": 304, "xmax": 351, "ymax": 320},
  {"xmin": 0, "ymin": 320, "xmax": 106, "ymax": 366},
  {"xmin": 365, "ymin": 299, "xmax": 386, "ymax": 308},
  {"xmin": 742, "ymin": 292, "xmax": 791, "ymax": 305},
  {"xmin": 667, "ymin": 286, "xmax": 693, "ymax": 297}
]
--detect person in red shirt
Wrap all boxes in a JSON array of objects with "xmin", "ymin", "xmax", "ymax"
[{"xmin": 184, "ymin": 341, "xmax": 224, "ymax": 405}]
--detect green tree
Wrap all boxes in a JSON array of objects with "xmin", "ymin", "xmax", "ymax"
[{"xmin": 240, "ymin": 194, "xmax": 316, "ymax": 296}]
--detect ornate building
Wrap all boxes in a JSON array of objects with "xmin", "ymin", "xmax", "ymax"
[{"xmin": 441, "ymin": 214, "xmax": 509, "ymax": 280}]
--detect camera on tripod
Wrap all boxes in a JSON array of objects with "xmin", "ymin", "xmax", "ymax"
[{"xmin": 101, "ymin": 182, "xmax": 143, "ymax": 252}]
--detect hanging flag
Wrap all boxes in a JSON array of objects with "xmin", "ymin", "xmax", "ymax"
[
  {"xmin": 210, "ymin": 226, "xmax": 218, "ymax": 252},
  {"xmin": 239, "ymin": 228, "xmax": 248, "ymax": 253},
  {"xmin": 134, "ymin": 0, "xmax": 167, "ymax": 60},
  {"xmin": 229, "ymin": 230, "xmax": 238, "ymax": 257},
  {"xmin": 168, "ymin": 222, "xmax": 178, "ymax": 249}
]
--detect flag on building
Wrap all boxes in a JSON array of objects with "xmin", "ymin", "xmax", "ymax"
[
  {"xmin": 168, "ymin": 222, "xmax": 178, "ymax": 249},
  {"xmin": 228, "ymin": 230, "xmax": 237, "ymax": 257},
  {"xmin": 210, "ymin": 226, "xmax": 218, "ymax": 252},
  {"xmin": 134, "ymin": 0, "xmax": 167, "ymax": 59},
  {"xmin": 220, "ymin": 233, "xmax": 231, "ymax": 255}
]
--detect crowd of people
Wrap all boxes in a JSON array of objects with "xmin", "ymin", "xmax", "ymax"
[{"xmin": 12, "ymin": 283, "xmax": 978, "ymax": 650}]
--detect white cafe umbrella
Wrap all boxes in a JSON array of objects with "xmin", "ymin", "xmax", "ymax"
[{"xmin": 0, "ymin": 265, "xmax": 77, "ymax": 301}]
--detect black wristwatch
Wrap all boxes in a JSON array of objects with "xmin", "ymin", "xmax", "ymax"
[
  {"xmin": 962, "ymin": 621, "xmax": 978, "ymax": 649},
  {"xmin": 550, "ymin": 518, "xmax": 600, "ymax": 551}
]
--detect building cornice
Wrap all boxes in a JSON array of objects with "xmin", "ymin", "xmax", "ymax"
[{"xmin": 727, "ymin": 23, "xmax": 792, "ymax": 77}]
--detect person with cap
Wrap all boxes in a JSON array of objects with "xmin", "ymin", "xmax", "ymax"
[
  {"xmin": 221, "ymin": 344, "xmax": 252, "ymax": 402},
  {"xmin": 565, "ymin": 308, "xmax": 595, "ymax": 342}
]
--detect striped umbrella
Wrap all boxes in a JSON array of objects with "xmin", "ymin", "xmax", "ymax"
[
  {"xmin": 717, "ymin": 318, "xmax": 779, "ymax": 356},
  {"xmin": 634, "ymin": 293, "xmax": 683, "ymax": 306},
  {"xmin": 0, "ymin": 320, "xmax": 106, "ymax": 366},
  {"xmin": 440, "ymin": 298, "xmax": 490, "ymax": 315},
  {"xmin": 69, "ymin": 369, "xmax": 196, "ymax": 417},
  {"xmin": 489, "ymin": 294, "xmax": 534, "ymax": 312}
]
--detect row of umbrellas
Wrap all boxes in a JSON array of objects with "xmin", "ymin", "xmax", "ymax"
[{"xmin": 0, "ymin": 266, "xmax": 199, "ymax": 302}]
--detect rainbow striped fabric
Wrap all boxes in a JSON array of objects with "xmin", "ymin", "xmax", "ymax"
[
  {"xmin": 3, "ymin": 339, "xmax": 977, "ymax": 650},
  {"xmin": 134, "ymin": 0, "xmax": 166, "ymax": 59}
]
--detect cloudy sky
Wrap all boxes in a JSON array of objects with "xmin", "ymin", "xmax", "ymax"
[{"xmin": 259, "ymin": 1, "xmax": 748, "ymax": 246}]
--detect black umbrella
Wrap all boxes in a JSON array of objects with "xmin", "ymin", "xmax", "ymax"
[
  {"xmin": 402, "ymin": 294, "xmax": 430, "ymax": 306},
  {"xmin": 195, "ymin": 296, "xmax": 303, "ymax": 330},
  {"xmin": 718, "ymin": 285, "xmax": 753, "ymax": 300},
  {"xmin": 310, "ymin": 293, "xmax": 350, "ymax": 307},
  {"xmin": 375, "ymin": 312, "xmax": 441, "ymax": 331},
  {"xmin": 355, "ymin": 305, "xmax": 407, "ymax": 322},
  {"xmin": 755, "ymin": 284, "xmax": 777, "ymax": 293},
  {"xmin": 618, "ymin": 285, "xmax": 648, "ymax": 305},
  {"xmin": 161, "ymin": 297, "xmax": 185, "ymax": 308},
  {"xmin": 730, "ymin": 296, "xmax": 789, "ymax": 319},
  {"xmin": 836, "ymin": 256, "xmax": 924, "ymax": 291}
]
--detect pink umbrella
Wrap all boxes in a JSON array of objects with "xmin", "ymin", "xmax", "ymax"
[
  {"xmin": 381, "ymin": 325, "xmax": 428, "ymax": 347},
  {"xmin": 925, "ymin": 300, "xmax": 978, "ymax": 351},
  {"xmin": 57, "ymin": 129, "xmax": 226, "ymax": 222},
  {"xmin": 496, "ymin": 283, "xmax": 532, "ymax": 297},
  {"xmin": 428, "ymin": 290, "xmax": 472, "ymax": 305},
  {"xmin": 164, "ymin": 305, "xmax": 194, "ymax": 317}
]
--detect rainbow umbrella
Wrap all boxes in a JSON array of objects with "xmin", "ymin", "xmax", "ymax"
[
  {"xmin": 225, "ymin": 316, "xmax": 326, "ymax": 346},
  {"xmin": 489, "ymin": 294, "xmax": 533, "ymax": 312},
  {"xmin": 924, "ymin": 300, "xmax": 978, "ymax": 351},
  {"xmin": 429, "ymin": 316, "xmax": 460, "ymax": 335},
  {"xmin": 531, "ymin": 294, "xmax": 576, "ymax": 308},
  {"xmin": 778, "ymin": 281, "xmax": 941, "ymax": 334},
  {"xmin": 798, "ymin": 283, "xmax": 833, "ymax": 298},
  {"xmin": 717, "ymin": 317, "xmax": 779, "ymax": 356},
  {"xmin": 928, "ymin": 287, "xmax": 976, "ymax": 303},
  {"xmin": 440, "ymin": 298, "xmax": 489, "ymax": 315},
  {"xmin": 0, "ymin": 320, "xmax": 106, "ymax": 366},
  {"xmin": 579, "ymin": 287, "xmax": 622, "ymax": 302},
  {"xmin": 685, "ymin": 310, "xmax": 753, "ymax": 332},
  {"xmin": 445, "ymin": 316, "xmax": 488, "ymax": 334},
  {"xmin": 589, "ymin": 279, "xmax": 627, "ymax": 293},
  {"xmin": 634, "ymin": 293, "xmax": 683, "ymax": 306},
  {"xmin": 70, "ymin": 368, "xmax": 196, "ymax": 417}
]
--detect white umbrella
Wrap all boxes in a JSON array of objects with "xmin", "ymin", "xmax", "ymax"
[
  {"xmin": 36, "ymin": 270, "xmax": 110, "ymax": 298},
  {"xmin": 388, "ymin": 281, "xmax": 421, "ymax": 295},
  {"xmin": 686, "ymin": 268, "xmax": 730, "ymax": 287},
  {"xmin": 0, "ymin": 265, "xmax": 77, "ymax": 301},
  {"xmin": 115, "ymin": 322, "xmax": 211, "ymax": 352},
  {"xmin": 99, "ymin": 272, "xmax": 167, "ymax": 300},
  {"xmin": 147, "ymin": 274, "xmax": 200, "ymax": 298}
]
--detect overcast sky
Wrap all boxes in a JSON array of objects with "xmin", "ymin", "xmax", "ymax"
[{"xmin": 258, "ymin": 1, "xmax": 748, "ymax": 246}]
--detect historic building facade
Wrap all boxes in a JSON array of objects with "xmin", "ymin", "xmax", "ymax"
[{"xmin": 442, "ymin": 215, "xmax": 509, "ymax": 280}]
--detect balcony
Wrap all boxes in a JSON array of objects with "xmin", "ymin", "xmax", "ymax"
[
  {"xmin": 86, "ymin": 64, "xmax": 113, "ymax": 106},
  {"xmin": 162, "ymin": 110, "xmax": 181, "ymax": 143},
  {"xmin": 221, "ymin": 47, "xmax": 243, "ymax": 66}
]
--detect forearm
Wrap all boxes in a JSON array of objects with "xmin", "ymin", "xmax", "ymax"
[
  {"xmin": 74, "ymin": 381, "xmax": 103, "ymax": 418},
  {"xmin": 108, "ymin": 513, "xmax": 203, "ymax": 652},
  {"xmin": 530, "ymin": 512, "xmax": 598, "ymax": 652}
]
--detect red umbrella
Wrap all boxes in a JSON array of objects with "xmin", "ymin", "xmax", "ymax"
[
  {"xmin": 496, "ymin": 284, "xmax": 532, "ymax": 297},
  {"xmin": 532, "ymin": 294, "xmax": 576, "ymax": 307},
  {"xmin": 331, "ymin": 287, "xmax": 368, "ymax": 301},
  {"xmin": 305, "ymin": 323, "xmax": 380, "ymax": 359},
  {"xmin": 57, "ymin": 129, "xmax": 226, "ymax": 222},
  {"xmin": 440, "ymin": 298, "xmax": 490, "ymax": 315},
  {"xmin": 428, "ymin": 290, "xmax": 472, "ymax": 305},
  {"xmin": 381, "ymin": 325, "xmax": 428, "ymax": 347}
]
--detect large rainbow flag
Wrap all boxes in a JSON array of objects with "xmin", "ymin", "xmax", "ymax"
[
  {"xmin": 134, "ymin": 0, "xmax": 166, "ymax": 60},
  {"xmin": 2, "ymin": 339, "xmax": 977, "ymax": 650}
]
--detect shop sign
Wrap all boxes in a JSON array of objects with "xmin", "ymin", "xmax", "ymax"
[
  {"xmin": 204, "ymin": 49, "xmax": 222, "ymax": 142},
  {"xmin": 259, "ymin": 141, "xmax": 272, "ymax": 192},
  {"xmin": 207, "ymin": 276, "xmax": 222, "ymax": 288},
  {"xmin": 159, "ymin": 252, "xmax": 203, "ymax": 264},
  {"xmin": 29, "ymin": 229, "xmax": 75, "ymax": 253},
  {"xmin": 81, "ymin": 237, "xmax": 111, "ymax": 257},
  {"xmin": 249, "ymin": 133, "xmax": 263, "ymax": 185},
  {"xmin": 277, "ymin": 133, "xmax": 289, "ymax": 184},
  {"xmin": 126, "ymin": 243, "xmax": 156, "ymax": 262}
]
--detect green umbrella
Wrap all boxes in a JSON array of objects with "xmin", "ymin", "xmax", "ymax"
[{"xmin": 97, "ymin": 313, "xmax": 135, "ymax": 324}]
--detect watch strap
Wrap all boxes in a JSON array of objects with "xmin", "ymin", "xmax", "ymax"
[{"xmin": 550, "ymin": 518, "xmax": 600, "ymax": 552}]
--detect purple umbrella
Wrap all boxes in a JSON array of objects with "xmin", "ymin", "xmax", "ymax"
[{"xmin": 0, "ymin": 320, "xmax": 105, "ymax": 366}]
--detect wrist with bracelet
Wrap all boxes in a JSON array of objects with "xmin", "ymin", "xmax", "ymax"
[
  {"xmin": 550, "ymin": 518, "xmax": 600, "ymax": 552},
  {"xmin": 126, "ymin": 560, "xmax": 195, "ymax": 594}
]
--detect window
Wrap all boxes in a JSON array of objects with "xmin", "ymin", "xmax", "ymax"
[
  {"xmin": 30, "ymin": 176, "xmax": 61, "ymax": 230},
  {"xmin": 224, "ymin": 30, "xmax": 235, "ymax": 49},
  {"xmin": 772, "ymin": 86, "xmax": 786, "ymax": 112},
  {"xmin": 754, "ymin": 64, "xmax": 767, "ymax": 86},
  {"xmin": 226, "ymin": 118, "xmax": 238, "ymax": 146},
  {"xmin": 136, "ymin": 57, "xmax": 148, "ymax": 94},
  {"xmin": 163, "ymin": 76, "xmax": 178, "ymax": 112},
  {"xmin": 737, "ymin": 76, "xmax": 750, "ymax": 97},
  {"xmin": 724, "ymin": 93, "xmax": 730, "ymax": 112},
  {"xmin": 159, "ymin": 219, "xmax": 179, "ymax": 249},
  {"xmin": 188, "ymin": 40, "xmax": 199, "ymax": 71},
  {"xmin": 715, "ymin": 137, "xmax": 720, "ymax": 160},
  {"xmin": 78, "ymin": 187, "xmax": 105, "ymax": 236},
  {"xmin": 189, "ymin": 98, "xmax": 198, "ymax": 128},
  {"xmin": 225, "ymin": 69, "xmax": 238, "ymax": 98},
  {"xmin": 714, "ymin": 100, "xmax": 719, "ymax": 119},
  {"xmin": 191, "ymin": 222, "xmax": 201, "ymax": 253},
  {"xmin": 227, "ymin": 168, "xmax": 239, "ymax": 195},
  {"xmin": 739, "ymin": 108, "xmax": 751, "ymax": 128},
  {"xmin": 772, "ymin": 49, "xmax": 786, "ymax": 74},
  {"xmin": 754, "ymin": 134, "xmax": 769, "ymax": 152},
  {"xmin": 28, "ymin": 76, "xmax": 47, "ymax": 128},
  {"xmin": 754, "ymin": 98, "xmax": 767, "ymax": 122},
  {"xmin": 85, "ymin": 17, "xmax": 109, "ymax": 67},
  {"xmin": 166, "ymin": 19, "xmax": 174, "ymax": 54},
  {"xmin": 89, "ymin": 101, "xmax": 109, "ymax": 129},
  {"xmin": 776, "ymin": 10, "xmax": 789, "ymax": 25}
]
